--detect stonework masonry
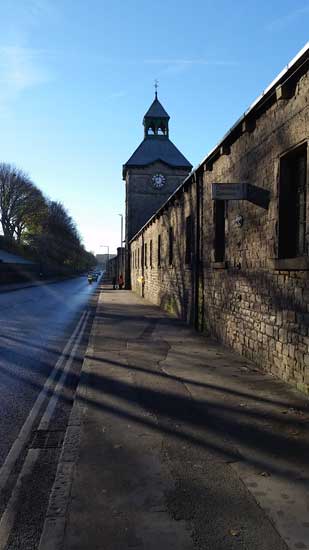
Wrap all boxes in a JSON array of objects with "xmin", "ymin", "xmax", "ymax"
[
  {"xmin": 122, "ymin": 94, "xmax": 192, "ymax": 288},
  {"xmin": 125, "ymin": 161, "xmax": 189, "ymax": 243},
  {"xmin": 130, "ymin": 47, "xmax": 309, "ymax": 395}
]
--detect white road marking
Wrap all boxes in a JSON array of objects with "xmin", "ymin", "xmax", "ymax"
[
  {"xmin": 39, "ymin": 311, "xmax": 89, "ymax": 430},
  {"xmin": 0, "ymin": 310, "xmax": 90, "ymax": 548},
  {"xmin": 0, "ymin": 310, "xmax": 86, "ymax": 493},
  {"xmin": 0, "ymin": 448, "xmax": 40, "ymax": 550}
]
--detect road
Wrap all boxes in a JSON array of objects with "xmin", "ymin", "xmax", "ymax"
[{"xmin": 0, "ymin": 277, "xmax": 99, "ymax": 549}]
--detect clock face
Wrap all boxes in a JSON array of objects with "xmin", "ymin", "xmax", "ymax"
[{"xmin": 152, "ymin": 173, "xmax": 166, "ymax": 189}]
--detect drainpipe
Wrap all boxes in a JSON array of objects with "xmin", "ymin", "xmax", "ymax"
[
  {"xmin": 141, "ymin": 233, "xmax": 145, "ymax": 298},
  {"xmin": 194, "ymin": 171, "xmax": 201, "ymax": 330}
]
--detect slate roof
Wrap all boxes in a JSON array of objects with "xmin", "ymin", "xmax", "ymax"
[
  {"xmin": 123, "ymin": 136, "xmax": 192, "ymax": 177},
  {"xmin": 144, "ymin": 96, "xmax": 170, "ymax": 119}
]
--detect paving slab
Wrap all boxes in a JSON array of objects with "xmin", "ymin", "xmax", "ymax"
[{"xmin": 41, "ymin": 285, "xmax": 309, "ymax": 550}]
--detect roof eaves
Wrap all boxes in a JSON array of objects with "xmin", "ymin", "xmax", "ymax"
[
  {"xmin": 129, "ymin": 43, "xmax": 309, "ymax": 242},
  {"xmin": 183, "ymin": 41, "xmax": 309, "ymax": 185}
]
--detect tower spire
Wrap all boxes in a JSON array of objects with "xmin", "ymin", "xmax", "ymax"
[
  {"xmin": 143, "ymin": 89, "xmax": 170, "ymax": 138},
  {"xmin": 154, "ymin": 79, "xmax": 159, "ymax": 99}
]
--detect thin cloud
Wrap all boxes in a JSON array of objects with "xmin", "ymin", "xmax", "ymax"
[
  {"xmin": 0, "ymin": 0, "xmax": 58, "ymax": 111},
  {"xmin": 22, "ymin": 0, "xmax": 58, "ymax": 27},
  {"xmin": 143, "ymin": 57, "xmax": 237, "ymax": 76},
  {"xmin": 102, "ymin": 90, "xmax": 127, "ymax": 102},
  {"xmin": 265, "ymin": 4, "xmax": 309, "ymax": 31},
  {"xmin": 0, "ymin": 46, "xmax": 52, "ymax": 109},
  {"xmin": 144, "ymin": 58, "xmax": 237, "ymax": 66}
]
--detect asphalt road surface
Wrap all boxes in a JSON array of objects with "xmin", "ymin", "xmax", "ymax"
[{"xmin": 0, "ymin": 277, "xmax": 99, "ymax": 549}]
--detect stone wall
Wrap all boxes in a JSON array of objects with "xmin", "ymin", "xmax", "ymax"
[
  {"xmin": 130, "ymin": 58, "xmax": 309, "ymax": 394},
  {"xmin": 125, "ymin": 161, "xmax": 189, "ymax": 242},
  {"xmin": 131, "ymin": 181, "xmax": 196, "ymax": 322},
  {"xmin": 200, "ymin": 70, "xmax": 309, "ymax": 393}
]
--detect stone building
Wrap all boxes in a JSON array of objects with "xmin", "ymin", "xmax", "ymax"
[
  {"xmin": 106, "ymin": 247, "xmax": 125, "ymax": 281},
  {"xmin": 130, "ymin": 44, "xmax": 309, "ymax": 394},
  {"xmin": 95, "ymin": 253, "xmax": 113, "ymax": 270},
  {"xmin": 123, "ymin": 92, "xmax": 192, "ymax": 285}
]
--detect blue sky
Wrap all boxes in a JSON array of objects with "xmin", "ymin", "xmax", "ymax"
[{"xmin": 0, "ymin": 0, "xmax": 308, "ymax": 254}]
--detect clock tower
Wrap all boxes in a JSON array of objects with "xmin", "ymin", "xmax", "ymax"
[{"xmin": 123, "ymin": 92, "xmax": 192, "ymax": 264}]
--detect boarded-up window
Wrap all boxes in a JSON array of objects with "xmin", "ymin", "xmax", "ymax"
[
  {"xmin": 185, "ymin": 215, "xmax": 193, "ymax": 265},
  {"xmin": 150, "ymin": 240, "xmax": 153, "ymax": 267},
  {"xmin": 214, "ymin": 200, "xmax": 225, "ymax": 262},
  {"xmin": 279, "ymin": 145, "xmax": 307, "ymax": 258},
  {"xmin": 158, "ymin": 235, "xmax": 161, "ymax": 266},
  {"xmin": 144, "ymin": 243, "xmax": 147, "ymax": 267},
  {"xmin": 169, "ymin": 227, "xmax": 173, "ymax": 266}
]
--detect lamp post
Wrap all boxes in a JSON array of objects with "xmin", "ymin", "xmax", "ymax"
[
  {"xmin": 118, "ymin": 214, "xmax": 123, "ymax": 251},
  {"xmin": 118, "ymin": 214, "xmax": 124, "ymax": 278}
]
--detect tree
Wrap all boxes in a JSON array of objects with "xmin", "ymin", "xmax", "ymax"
[
  {"xmin": 0, "ymin": 163, "xmax": 46, "ymax": 242},
  {"xmin": 0, "ymin": 163, "xmax": 95, "ymax": 273},
  {"xmin": 32, "ymin": 200, "xmax": 80, "ymax": 268}
]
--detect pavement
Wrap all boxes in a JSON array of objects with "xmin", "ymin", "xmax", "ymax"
[{"xmin": 40, "ymin": 284, "xmax": 309, "ymax": 550}]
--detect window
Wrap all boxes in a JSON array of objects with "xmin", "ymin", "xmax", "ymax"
[
  {"xmin": 185, "ymin": 215, "xmax": 193, "ymax": 265},
  {"xmin": 158, "ymin": 235, "xmax": 161, "ymax": 266},
  {"xmin": 169, "ymin": 227, "xmax": 173, "ymax": 266},
  {"xmin": 150, "ymin": 240, "xmax": 153, "ymax": 267},
  {"xmin": 144, "ymin": 243, "xmax": 147, "ymax": 267},
  {"xmin": 137, "ymin": 247, "xmax": 140, "ymax": 268},
  {"xmin": 214, "ymin": 200, "xmax": 226, "ymax": 262},
  {"xmin": 279, "ymin": 144, "xmax": 307, "ymax": 258}
]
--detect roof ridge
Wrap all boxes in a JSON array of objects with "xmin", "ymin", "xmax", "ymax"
[
  {"xmin": 123, "ymin": 136, "xmax": 192, "ymax": 177},
  {"xmin": 144, "ymin": 97, "xmax": 170, "ymax": 119}
]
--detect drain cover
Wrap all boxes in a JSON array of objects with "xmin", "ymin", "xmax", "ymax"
[{"xmin": 31, "ymin": 430, "xmax": 65, "ymax": 449}]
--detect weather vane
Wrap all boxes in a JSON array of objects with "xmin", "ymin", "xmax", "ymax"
[{"xmin": 154, "ymin": 79, "xmax": 159, "ymax": 97}]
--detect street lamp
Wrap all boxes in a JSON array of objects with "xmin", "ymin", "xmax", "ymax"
[
  {"xmin": 118, "ymin": 214, "xmax": 123, "ymax": 251},
  {"xmin": 118, "ymin": 214, "xmax": 124, "ymax": 276},
  {"xmin": 118, "ymin": 214, "xmax": 124, "ymax": 278}
]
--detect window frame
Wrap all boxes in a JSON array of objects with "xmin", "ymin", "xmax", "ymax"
[{"xmin": 278, "ymin": 142, "xmax": 308, "ymax": 261}]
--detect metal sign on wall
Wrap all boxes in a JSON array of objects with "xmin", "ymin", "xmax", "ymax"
[
  {"xmin": 211, "ymin": 183, "xmax": 248, "ymax": 200},
  {"xmin": 211, "ymin": 182, "xmax": 270, "ymax": 209}
]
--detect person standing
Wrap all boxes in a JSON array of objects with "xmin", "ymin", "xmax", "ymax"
[
  {"xmin": 118, "ymin": 273, "xmax": 124, "ymax": 290},
  {"xmin": 112, "ymin": 276, "xmax": 117, "ymax": 289}
]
